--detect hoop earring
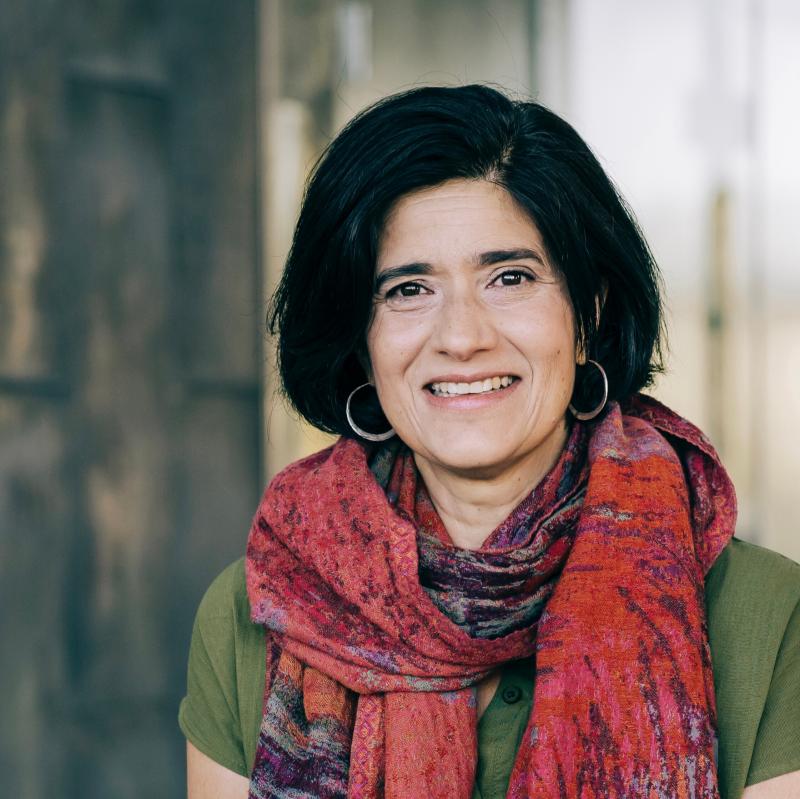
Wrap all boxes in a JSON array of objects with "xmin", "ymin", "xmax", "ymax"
[
  {"xmin": 568, "ymin": 359, "xmax": 608, "ymax": 421},
  {"xmin": 345, "ymin": 382, "xmax": 396, "ymax": 442}
]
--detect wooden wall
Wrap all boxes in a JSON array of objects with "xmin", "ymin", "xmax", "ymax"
[{"xmin": 0, "ymin": 2, "xmax": 262, "ymax": 795}]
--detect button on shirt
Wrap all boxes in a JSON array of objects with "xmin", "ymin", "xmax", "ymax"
[
  {"xmin": 472, "ymin": 657, "xmax": 535, "ymax": 799},
  {"xmin": 501, "ymin": 685, "xmax": 523, "ymax": 705}
]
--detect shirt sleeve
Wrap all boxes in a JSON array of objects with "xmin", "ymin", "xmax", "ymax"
[
  {"xmin": 178, "ymin": 562, "xmax": 250, "ymax": 777},
  {"xmin": 745, "ymin": 595, "xmax": 800, "ymax": 786}
]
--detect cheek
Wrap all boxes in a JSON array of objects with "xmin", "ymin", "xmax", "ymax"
[
  {"xmin": 549, "ymin": 316, "xmax": 579, "ymax": 392},
  {"xmin": 365, "ymin": 318, "xmax": 420, "ymax": 405},
  {"xmin": 504, "ymin": 304, "xmax": 576, "ymax": 395},
  {"xmin": 507, "ymin": 305, "xmax": 576, "ymax": 359},
  {"xmin": 366, "ymin": 315, "xmax": 397, "ymax": 381},
  {"xmin": 539, "ymin": 347, "xmax": 576, "ymax": 406}
]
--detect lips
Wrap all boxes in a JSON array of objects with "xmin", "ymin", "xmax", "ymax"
[{"xmin": 426, "ymin": 375, "xmax": 519, "ymax": 397}]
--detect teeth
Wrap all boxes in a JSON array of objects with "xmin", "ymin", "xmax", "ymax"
[{"xmin": 430, "ymin": 376, "xmax": 516, "ymax": 396}]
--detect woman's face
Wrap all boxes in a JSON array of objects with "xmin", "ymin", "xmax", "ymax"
[{"xmin": 367, "ymin": 178, "xmax": 578, "ymax": 478}]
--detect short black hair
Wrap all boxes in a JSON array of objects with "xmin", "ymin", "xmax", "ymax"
[{"xmin": 269, "ymin": 83, "xmax": 665, "ymax": 437}]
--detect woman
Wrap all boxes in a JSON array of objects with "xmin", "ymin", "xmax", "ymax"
[{"xmin": 180, "ymin": 85, "xmax": 800, "ymax": 799}]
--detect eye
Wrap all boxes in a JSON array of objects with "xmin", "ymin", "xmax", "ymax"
[
  {"xmin": 385, "ymin": 281, "xmax": 425, "ymax": 298},
  {"xmin": 492, "ymin": 269, "xmax": 535, "ymax": 287}
]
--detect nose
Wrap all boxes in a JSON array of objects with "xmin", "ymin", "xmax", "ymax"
[{"xmin": 431, "ymin": 290, "xmax": 499, "ymax": 360}]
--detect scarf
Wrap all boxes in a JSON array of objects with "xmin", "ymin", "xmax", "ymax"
[{"xmin": 245, "ymin": 394, "xmax": 736, "ymax": 798}]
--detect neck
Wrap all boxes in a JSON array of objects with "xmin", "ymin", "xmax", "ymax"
[{"xmin": 413, "ymin": 418, "xmax": 570, "ymax": 550}]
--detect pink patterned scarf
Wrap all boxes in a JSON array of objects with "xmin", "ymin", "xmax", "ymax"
[{"xmin": 246, "ymin": 394, "xmax": 736, "ymax": 797}]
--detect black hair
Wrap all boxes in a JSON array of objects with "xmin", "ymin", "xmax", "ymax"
[{"xmin": 268, "ymin": 83, "xmax": 665, "ymax": 436}]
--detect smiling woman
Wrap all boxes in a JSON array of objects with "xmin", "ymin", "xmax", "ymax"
[
  {"xmin": 368, "ymin": 180, "xmax": 579, "ymax": 548},
  {"xmin": 179, "ymin": 85, "xmax": 800, "ymax": 799}
]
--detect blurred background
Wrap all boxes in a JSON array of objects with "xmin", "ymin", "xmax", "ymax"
[{"xmin": 1, "ymin": 0, "xmax": 798, "ymax": 796}]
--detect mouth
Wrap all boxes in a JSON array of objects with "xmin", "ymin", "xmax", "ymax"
[{"xmin": 426, "ymin": 375, "xmax": 519, "ymax": 397}]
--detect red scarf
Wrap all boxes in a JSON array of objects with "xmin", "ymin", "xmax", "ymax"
[{"xmin": 246, "ymin": 395, "xmax": 735, "ymax": 798}]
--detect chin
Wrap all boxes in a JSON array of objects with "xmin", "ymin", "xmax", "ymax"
[{"xmin": 425, "ymin": 440, "xmax": 518, "ymax": 475}]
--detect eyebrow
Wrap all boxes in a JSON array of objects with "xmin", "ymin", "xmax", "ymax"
[
  {"xmin": 479, "ymin": 248, "xmax": 546, "ymax": 267},
  {"xmin": 373, "ymin": 248, "xmax": 546, "ymax": 293}
]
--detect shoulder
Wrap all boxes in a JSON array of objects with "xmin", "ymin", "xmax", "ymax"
[
  {"xmin": 710, "ymin": 535, "xmax": 800, "ymax": 577},
  {"xmin": 189, "ymin": 557, "xmax": 262, "ymax": 680},
  {"xmin": 189, "ymin": 557, "xmax": 266, "ymax": 709},
  {"xmin": 705, "ymin": 536, "xmax": 800, "ymax": 657},
  {"xmin": 193, "ymin": 558, "xmax": 265, "ymax": 669},
  {"xmin": 706, "ymin": 536, "xmax": 800, "ymax": 613},
  {"xmin": 196, "ymin": 558, "xmax": 250, "ymax": 624}
]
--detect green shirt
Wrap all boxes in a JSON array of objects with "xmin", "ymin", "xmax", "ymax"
[{"xmin": 179, "ymin": 537, "xmax": 800, "ymax": 799}]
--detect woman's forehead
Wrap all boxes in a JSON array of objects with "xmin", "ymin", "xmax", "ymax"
[{"xmin": 377, "ymin": 179, "xmax": 546, "ymax": 262}]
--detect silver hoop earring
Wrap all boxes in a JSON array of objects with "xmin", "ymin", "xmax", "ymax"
[
  {"xmin": 569, "ymin": 359, "xmax": 609, "ymax": 421},
  {"xmin": 345, "ymin": 382, "xmax": 396, "ymax": 442}
]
